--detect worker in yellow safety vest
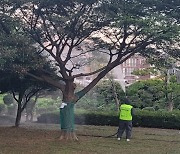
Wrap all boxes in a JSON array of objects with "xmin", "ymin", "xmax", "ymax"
[{"xmin": 117, "ymin": 98, "xmax": 134, "ymax": 142}]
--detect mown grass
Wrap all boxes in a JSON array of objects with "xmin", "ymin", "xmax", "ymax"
[{"xmin": 0, "ymin": 123, "xmax": 180, "ymax": 154}]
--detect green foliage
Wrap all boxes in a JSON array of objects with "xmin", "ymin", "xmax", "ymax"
[
  {"xmin": 95, "ymin": 80, "xmax": 123, "ymax": 102},
  {"xmin": 101, "ymin": 0, "xmax": 180, "ymax": 56},
  {"xmin": 127, "ymin": 79, "xmax": 172, "ymax": 109},
  {"xmin": 0, "ymin": 8, "xmax": 56, "ymax": 94},
  {"xmin": 75, "ymin": 95, "xmax": 100, "ymax": 111},
  {"xmin": 3, "ymin": 94, "xmax": 14, "ymax": 106},
  {"xmin": 132, "ymin": 68, "xmax": 158, "ymax": 76},
  {"xmin": 133, "ymin": 110, "xmax": 180, "ymax": 129},
  {"xmin": 37, "ymin": 112, "xmax": 59, "ymax": 124},
  {"xmin": 0, "ymin": 13, "xmax": 46, "ymax": 77},
  {"xmin": 77, "ymin": 78, "xmax": 180, "ymax": 111},
  {"xmin": 75, "ymin": 111, "xmax": 118, "ymax": 126},
  {"xmin": 37, "ymin": 110, "xmax": 119, "ymax": 126},
  {"xmin": 36, "ymin": 98, "xmax": 60, "ymax": 114},
  {"xmin": 36, "ymin": 98, "xmax": 60, "ymax": 108},
  {"xmin": 76, "ymin": 80, "xmax": 126, "ymax": 111},
  {"xmin": 142, "ymin": 107, "xmax": 155, "ymax": 111},
  {"xmin": 37, "ymin": 110, "xmax": 180, "ymax": 129}
]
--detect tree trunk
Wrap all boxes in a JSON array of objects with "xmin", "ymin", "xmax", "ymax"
[
  {"xmin": 110, "ymin": 79, "xmax": 120, "ymax": 111},
  {"xmin": 59, "ymin": 102, "xmax": 78, "ymax": 140},
  {"xmin": 168, "ymin": 101, "xmax": 174, "ymax": 111},
  {"xmin": 15, "ymin": 101, "xmax": 22, "ymax": 127},
  {"xmin": 13, "ymin": 91, "xmax": 24, "ymax": 127},
  {"xmin": 168, "ymin": 92, "xmax": 174, "ymax": 111},
  {"xmin": 25, "ymin": 98, "xmax": 37, "ymax": 122}
]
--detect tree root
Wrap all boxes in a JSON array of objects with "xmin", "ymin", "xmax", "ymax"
[{"xmin": 57, "ymin": 131, "xmax": 78, "ymax": 141}]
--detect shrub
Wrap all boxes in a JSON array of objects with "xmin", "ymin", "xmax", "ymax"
[
  {"xmin": 36, "ymin": 107, "xmax": 58, "ymax": 115},
  {"xmin": 142, "ymin": 107, "xmax": 155, "ymax": 111},
  {"xmin": 3, "ymin": 94, "xmax": 14, "ymax": 106},
  {"xmin": 134, "ymin": 110, "xmax": 180, "ymax": 129},
  {"xmin": 35, "ymin": 98, "xmax": 59, "ymax": 114},
  {"xmin": 37, "ymin": 112, "xmax": 59, "ymax": 124},
  {"xmin": 37, "ymin": 110, "xmax": 180, "ymax": 129},
  {"xmin": 75, "ymin": 111, "xmax": 118, "ymax": 126}
]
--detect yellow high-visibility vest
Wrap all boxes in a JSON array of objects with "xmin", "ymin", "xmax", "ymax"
[{"xmin": 119, "ymin": 104, "xmax": 133, "ymax": 120}]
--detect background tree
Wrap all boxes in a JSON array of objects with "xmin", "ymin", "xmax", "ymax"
[
  {"xmin": 133, "ymin": 54, "xmax": 180, "ymax": 111},
  {"xmin": 95, "ymin": 80, "xmax": 125, "ymax": 111},
  {"xmin": 3, "ymin": 94, "xmax": 16, "ymax": 115},
  {"xmin": 3, "ymin": 0, "xmax": 180, "ymax": 139},
  {"xmin": 148, "ymin": 55, "xmax": 178, "ymax": 111},
  {"xmin": 127, "ymin": 78, "xmax": 180, "ymax": 110},
  {"xmin": 0, "ymin": 15, "xmax": 57, "ymax": 127},
  {"xmin": 0, "ymin": 54, "xmax": 55, "ymax": 127},
  {"xmin": 127, "ymin": 79, "xmax": 165, "ymax": 109},
  {"xmin": 25, "ymin": 89, "xmax": 61, "ymax": 122}
]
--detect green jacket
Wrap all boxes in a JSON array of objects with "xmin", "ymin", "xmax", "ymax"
[{"xmin": 119, "ymin": 104, "xmax": 133, "ymax": 121}]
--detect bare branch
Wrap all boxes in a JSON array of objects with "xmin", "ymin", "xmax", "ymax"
[{"xmin": 72, "ymin": 65, "xmax": 107, "ymax": 78}]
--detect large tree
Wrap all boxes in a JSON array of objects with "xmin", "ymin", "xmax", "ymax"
[{"xmin": 3, "ymin": 0, "xmax": 180, "ymax": 139}]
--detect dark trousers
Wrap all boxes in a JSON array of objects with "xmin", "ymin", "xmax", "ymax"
[{"xmin": 117, "ymin": 119, "xmax": 132, "ymax": 139}]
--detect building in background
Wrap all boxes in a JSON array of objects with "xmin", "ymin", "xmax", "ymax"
[
  {"xmin": 121, "ymin": 54, "xmax": 150, "ymax": 84},
  {"xmin": 112, "ymin": 54, "xmax": 151, "ymax": 90}
]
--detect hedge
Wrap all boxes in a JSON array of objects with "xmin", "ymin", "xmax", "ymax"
[
  {"xmin": 37, "ymin": 110, "xmax": 180, "ymax": 129},
  {"xmin": 133, "ymin": 110, "xmax": 180, "ymax": 129}
]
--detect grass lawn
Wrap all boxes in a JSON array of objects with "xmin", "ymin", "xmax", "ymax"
[{"xmin": 0, "ymin": 123, "xmax": 179, "ymax": 154}]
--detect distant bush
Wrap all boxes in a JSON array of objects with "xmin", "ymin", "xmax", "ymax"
[
  {"xmin": 157, "ymin": 109, "xmax": 167, "ymax": 112},
  {"xmin": 75, "ymin": 111, "xmax": 118, "ymax": 126},
  {"xmin": 37, "ymin": 112, "xmax": 60, "ymax": 124},
  {"xmin": 36, "ymin": 107, "xmax": 58, "ymax": 115},
  {"xmin": 142, "ymin": 107, "xmax": 155, "ymax": 111},
  {"xmin": 3, "ymin": 94, "xmax": 14, "ymax": 106},
  {"xmin": 35, "ymin": 98, "xmax": 59, "ymax": 114},
  {"xmin": 133, "ymin": 110, "xmax": 180, "ymax": 129},
  {"xmin": 37, "ymin": 110, "xmax": 180, "ymax": 129}
]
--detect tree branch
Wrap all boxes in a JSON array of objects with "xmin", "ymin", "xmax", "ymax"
[{"xmin": 26, "ymin": 72, "xmax": 65, "ymax": 91}]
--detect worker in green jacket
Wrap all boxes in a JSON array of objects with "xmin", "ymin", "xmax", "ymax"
[{"xmin": 117, "ymin": 98, "xmax": 134, "ymax": 142}]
